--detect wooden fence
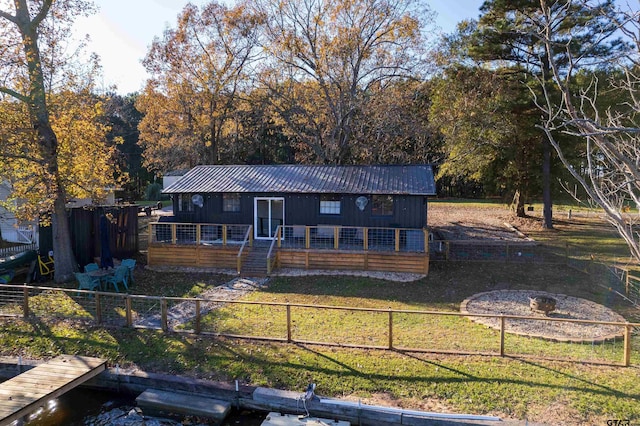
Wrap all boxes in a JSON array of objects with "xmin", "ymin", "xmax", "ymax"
[{"xmin": 0, "ymin": 284, "xmax": 637, "ymax": 367}]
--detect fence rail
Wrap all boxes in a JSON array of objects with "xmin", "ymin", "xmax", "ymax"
[
  {"xmin": 0, "ymin": 243, "xmax": 37, "ymax": 259},
  {"xmin": 0, "ymin": 284, "xmax": 637, "ymax": 366}
]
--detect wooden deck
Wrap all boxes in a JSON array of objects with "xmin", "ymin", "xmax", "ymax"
[{"xmin": 0, "ymin": 355, "xmax": 106, "ymax": 425}]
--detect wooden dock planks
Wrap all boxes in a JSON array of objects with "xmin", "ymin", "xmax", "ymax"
[{"xmin": 0, "ymin": 355, "xmax": 106, "ymax": 426}]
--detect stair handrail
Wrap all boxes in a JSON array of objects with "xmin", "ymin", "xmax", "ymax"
[
  {"xmin": 266, "ymin": 225, "xmax": 281, "ymax": 275},
  {"xmin": 236, "ymin": 225, "xmax": 253, "ymax": 274}
]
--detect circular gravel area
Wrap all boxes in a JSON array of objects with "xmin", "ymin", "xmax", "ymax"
[{"xmin": 460, "ymin": 290, "xmax": 627, "ymax": 343}]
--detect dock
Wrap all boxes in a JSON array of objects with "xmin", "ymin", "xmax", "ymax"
[{"xmin": 0, "ymin": 355, "xmax": 106, "ymax": 426}]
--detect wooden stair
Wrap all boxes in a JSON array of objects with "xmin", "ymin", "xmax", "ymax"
[{"xmin": 240, "ymin": 241, "xmax": 271, "ymax": 277}]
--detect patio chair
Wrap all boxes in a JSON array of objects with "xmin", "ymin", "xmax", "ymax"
[
  {"xmin": 75, "ymin": 272, "xmax": 99, "ymax": 296},
  {"xmin": 83, "ymin": 262, "xmax": 102, "ymax": 288},
  {"xmin": 103, "ymin": 265, "xmax": 129, "ymax": 292},
  {"xmin": 121, "ymin": 258, "xmax": 136, "ymax": 284}
]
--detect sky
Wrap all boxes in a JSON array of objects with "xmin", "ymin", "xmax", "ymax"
[{"xmin": 72, "ymin": 0, "xmax": 485, "ymax": 94}]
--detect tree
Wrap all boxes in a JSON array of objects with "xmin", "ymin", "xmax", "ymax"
[
  {"xmin": 429, "ymin": 65, "xmax": 542, "ymax": 214},
  {"xmin": 0, "ymin": 0, "xmax": 116, "ymax": 282},
  {"xmin": 104, "ymin": 93, "xmax": 150, "ymax": 199},
  {"xmin": 533, "ymin": 2, "xmax": 640, "ymax": 260},
  {"xmin": 468, "ymin": 0, "xmax": 624, "ymax": 228},
  {"xmin": 137, "ymin": 1, "xmax": 261, "ymax": 174},
  {"xmin": 251, "ymin": 0, "xmax": 431, "ymax": 164}
]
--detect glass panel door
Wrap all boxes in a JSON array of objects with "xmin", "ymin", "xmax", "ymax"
[{"xmin": 254, "ymin": 198, "xmax": 285, "ymax": 239}]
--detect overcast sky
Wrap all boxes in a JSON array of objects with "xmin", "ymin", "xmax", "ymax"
[{"xmin": 72, "ymin": 0, "xmax": 485, "ymax": 94}]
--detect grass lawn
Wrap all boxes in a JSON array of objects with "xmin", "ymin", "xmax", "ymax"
[{"xmin": 0, "ymin": 202, "xmax": 639, "ymax": 425}]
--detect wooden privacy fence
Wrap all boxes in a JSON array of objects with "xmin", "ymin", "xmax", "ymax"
[{"xmin": 0, "ymin": 284, "xmax": 637, "ymax": 367}]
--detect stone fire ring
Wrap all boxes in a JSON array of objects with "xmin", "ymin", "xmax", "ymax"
[{"xmin": 460, "ymin": 290, "xmax": 627, "ymax": 343}]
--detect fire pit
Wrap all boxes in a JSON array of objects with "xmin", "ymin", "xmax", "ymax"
[{"xmin": 529, "ymin": 295, "xmax": 556, "ymax": 315}]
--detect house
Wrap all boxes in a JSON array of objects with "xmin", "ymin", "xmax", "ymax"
[
  {"xmin": 0, "ymin": 181, "xmax": 37, "ymax": 245},
  {"xmin": 162, "ymin": 169, "xmax": 189, "ymax": 190},
  {"xmin": 149, "ymin": 164, "xmax": 436, "ymax": 275}
]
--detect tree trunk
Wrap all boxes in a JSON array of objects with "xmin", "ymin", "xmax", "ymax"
[
  {"xmin": 15, "ymin": 0, "xmax": 77, "ymax": 282},
  {"xmin": 542, "ymin": 138, "xmax": 553, "ymax": 229}
]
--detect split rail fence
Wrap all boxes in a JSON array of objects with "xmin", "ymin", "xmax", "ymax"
[{"xmin": 0, "ymin": 284, "xmax": 637, "ymax": 367}]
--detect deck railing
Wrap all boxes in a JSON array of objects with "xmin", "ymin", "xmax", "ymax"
[
  {"xmin": 277, "ymin": 225, "xmax": 429, "ymax": 253},
  {"xmin": 149, "ymin": 223, "xmax": 251, "ymax": 246},
  {"xmin": 236, "ymin": 226, "xmax": 253, "ymax": 274}
]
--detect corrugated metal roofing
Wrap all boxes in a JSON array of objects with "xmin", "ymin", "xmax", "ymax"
[{"xmin": 163, "ymin": 164, "xmax": 436, "ymax": 196}]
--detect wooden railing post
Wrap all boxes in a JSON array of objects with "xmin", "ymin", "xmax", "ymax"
[
  {"xmin": 196, "ymin": 224, "xmax": 201, "ymax": 245},
  {"xmin": 623, "ymin": 323, "xmax": 632, "ymax": 366},
  {"xmin": 424, "ymin": 229, "xmax": 429, "ymax": 255},
  {"xmin": 222, "ymin": 225, "xmax": 228, "ymax": 246},
  {"xmin": 171, "ymin": 224, "xmax": 177, "ymax": 245},
  {"xmin": 277, "ymin": 227, "xmax": 282, "ymax": 248},
  {"xmin": 249, "ymin": 227, "xmax": 253, "ymax": 247},
  {"xmin": 388, "ymin": 309, "xmax": 393, "ymax": 349},
  {"xmin": 286, "ymin": 304, "xmax": 292, "ymax": 342},
  {"xmin": 95, "ymin": 293, "xmax": 102, "ymax": 324},
  {"xmin": 125, "ymin": 296, "xmax": 133, "ymax": 327},
  {"xmin": 148, "ymin": 223, "xmax": 153, "ymax": 245},
  {"xmin": 161, "ymin": 299, "xmax": 168, "ymax": 332},
  {"xmin": 305, "ymin": 227, "xmax": 310, "ymax": 249},
  {"xmin": 334, "ymin": 227, "xmax": 339, "ymax": 250},
  {"xmin": 237, "ymin": 256, "xmax": 242, "ymax": 275},
  {"xmin": 363, "ymin": 227, "xmax": 368, "ymax": 251},
  {"xmin": 500, "ymin": 316, "xmax": 505, "ymax": 357},
  {"xmin": 23, "ymin": 286, "xmax": 29, "ymax": 319},
  {"xmin": 195, "ymin": 300, "xmax": 201, "ymax": 334},
  {"xmin": 395, "ymin": 229, "xmax": 400, "ymax": 252}
]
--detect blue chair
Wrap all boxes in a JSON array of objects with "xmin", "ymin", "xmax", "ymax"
[
  {"xmin": 121, "ymin": 259, "xmax": 136, "ymax": 284},
  {"xmin": 83, "ymin": 263, "xmax": 102, "ymax": 288},
  {"xmin": 103, "ymin": 265, "xmax": 129, "ymax": 292},
  {"xmin": 75, "ymin": 272, "xmax": 99, "ymax": 296}
]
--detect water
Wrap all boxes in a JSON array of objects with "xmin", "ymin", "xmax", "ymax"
[{"xmin": 22, "ymin": 388, "xmax": 266, "ymax": 426}]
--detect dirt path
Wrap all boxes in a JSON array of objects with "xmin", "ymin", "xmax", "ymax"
[{"xmin": 133, "ymin": 277, "xmax": 268, "ymax": 328}]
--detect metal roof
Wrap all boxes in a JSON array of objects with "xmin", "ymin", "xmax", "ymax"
[{"xmin": 163, "ymin": 164, "xmax": 436, "ymax": 196}]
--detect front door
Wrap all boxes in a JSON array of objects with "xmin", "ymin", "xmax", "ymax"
[{"xmin": 254, "ymin": 197, "xmax": 285, "ymax": 239}]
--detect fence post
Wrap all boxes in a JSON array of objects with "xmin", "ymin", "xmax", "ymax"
[
  {"xmin": 125, "ymin": 296, "xmax": 133, "ymax": 327},
  {"xmin": 22, "ymin": 286, "xmax": 29, "ymax": 319},
  {"xmin": 286, "ymin": 304, "xmax": 292, "ymax": 342},
  {"xmin": 161, "ymin": 299, "xmax": 168, "ymax": 332},
  {"xmin": 171, "ymin": 224, "xmax": 177, "ymax": 245},
  {"xmin": 305, "ymin": 227, "xmax": 310, "ymax": 249},
  {"xmin": 148, "ymin": 223, "xmax": 153, "ymax": 246},
  {"xmin": 195, "ymin": 300, "xmax": 201, "ymax": 334},
  {"xmin": 499, "ymin": 316, "xmax": 505, "ymax": 357},
  {"xmin": 278, "ymin": 227, "xmax": 282, "ymax": 248},
  {"xmin": 623, "ymin": 323, "xmax": 632, "ymax": 366},
  {"xmin": 196, "ymin": 224, "xmax": 201, "ymax": 245},
  {"xmin": 95, "ymin": 293, "xmax": 102, "ymax": 324},
  {"xmin": 626, "ymin": 271, "xmax": 630, "ymax": 297},
  {"xmin": 388, "ymin": 308, "xmax": 393, "ymax": 349},
  {"xmin": 334, "ymin": 227, "xmax": 339, "ymax": 250}
]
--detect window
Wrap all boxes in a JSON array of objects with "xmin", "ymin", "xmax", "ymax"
[
  {"xmin": 178, "ymin": 194, "xmax": 194, "ymax": 212},
  {"xmin": 320, "ymin": 195, "xmax": 341, "ymax": 215},
  {"xmin": 223, "ymin": 193, "xmax": 241, "ymax": 212},
  {"xmin": 372, "ymin": 195, "xmax": 394, "ymax": 216}
]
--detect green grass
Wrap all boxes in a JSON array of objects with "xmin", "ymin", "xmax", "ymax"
[{"xmin": 2, "ymin": 203, "xmax": 640, "ymax": 423}]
